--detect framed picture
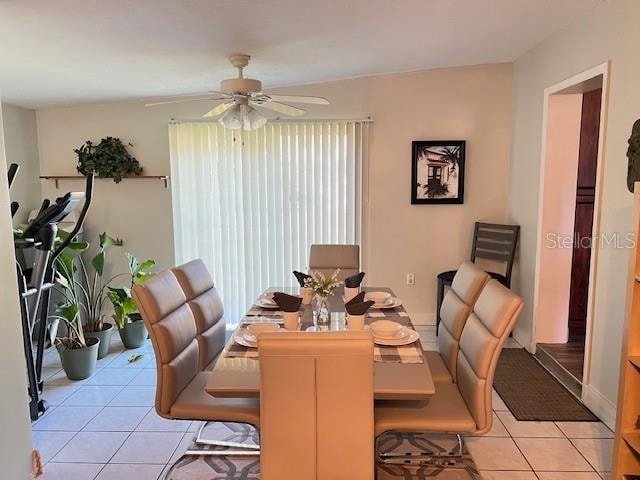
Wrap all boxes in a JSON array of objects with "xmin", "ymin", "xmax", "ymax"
[{"xmin": 411, "ymin": 140, "xmax": 465, "ymax": 204}]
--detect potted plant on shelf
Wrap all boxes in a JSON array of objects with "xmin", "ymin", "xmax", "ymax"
[
  {"xmin": 54, "ymin": 232, "xmax": 123, "ymax": 362},
  {"xmin": 74, "ymin": 136, "xmax": 142, "ymax": 183},
  {"xmin": 108, "ymin": 253, "xmax": 155, "ymax": 349}
]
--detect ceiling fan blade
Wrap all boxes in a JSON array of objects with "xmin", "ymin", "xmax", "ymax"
[
  {"xmin": 264, "ymin": 94, "xmax": 329, "ymax": 105},
  {"xmin": 256, "ymin": 101, "xmax": 305, "ymax": 117},
  {"xmin": 202, "ymin": 101, "xmax": 234, "ymax": 118},
  {"xmin": 145, "ymin": 96, "xmax": 227, "ymax": 107}
]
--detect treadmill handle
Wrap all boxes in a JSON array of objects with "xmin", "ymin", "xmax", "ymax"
[{"xmin": 52, "ymin": 174, "xmax": 94, "ymax": 261}]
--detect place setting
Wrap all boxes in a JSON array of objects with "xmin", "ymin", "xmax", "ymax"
[
  {"xmin": 366, "ymin": 319, "xmax": 419, "ymax": 346},
  {"xmin": 229, "ymin": 292, "xmax": 303, "ymax": 356}
]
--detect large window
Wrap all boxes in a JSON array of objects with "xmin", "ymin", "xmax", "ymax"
[{"xmin": 169, "ymin": 121, "xmax": 368, "ymax": 325}]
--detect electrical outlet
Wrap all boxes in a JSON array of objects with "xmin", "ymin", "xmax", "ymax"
[{"xmin": 406, "ymin": 272, "xmax": 415, "ymax": 285}]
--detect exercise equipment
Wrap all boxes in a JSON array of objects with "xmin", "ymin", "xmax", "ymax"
[{"xmin": 9, "ymin": 164, "xmax": 93, "ymax": 420}]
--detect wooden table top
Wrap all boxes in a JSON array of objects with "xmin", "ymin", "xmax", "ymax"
[{"xmin": 206, "ymin": 287, "xmax": 435, "ymax": 401}]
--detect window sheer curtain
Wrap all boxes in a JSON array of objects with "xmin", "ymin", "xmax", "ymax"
[{"xmin": 169, "ymin": 120, "xmax": 367, "ymax": 326}]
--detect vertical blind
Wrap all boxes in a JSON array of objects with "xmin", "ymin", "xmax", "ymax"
[{"xmin": 169, "ymin": 120, "xmax": 368, "ymax": 326}]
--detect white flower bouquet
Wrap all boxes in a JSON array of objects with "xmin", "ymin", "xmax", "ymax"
[{"xmin": 304, "ymin": 269, "xmax": 342, "ymax": 296}]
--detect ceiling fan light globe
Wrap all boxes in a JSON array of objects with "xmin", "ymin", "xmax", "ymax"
[
  {"xmin": 219, "ymin": 105, "xmax": 243, "ymax": 130},
  {"xmin": 243, "ymin": 107, "xmax": 267, "ymax": 131}
]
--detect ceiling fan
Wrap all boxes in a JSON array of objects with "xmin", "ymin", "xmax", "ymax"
[{"xmin": 145, "ymin": 54, "xmax": 329, "ymax": 130}]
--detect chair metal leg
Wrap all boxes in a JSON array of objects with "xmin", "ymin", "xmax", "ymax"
[
  {"xmin": 436, "ymin": 279, "xmax": 445, "ymax": 335},
  {"xmin": 377, "ymin": 434, "xmax": 465, "ymax": 465},
  {"xmin": 194, "ymin": 421, "xmax": 260, "ymax": 450},
  {"xmin": 162, "ymin": 449, "xmax": 260, "ymax": 480}
]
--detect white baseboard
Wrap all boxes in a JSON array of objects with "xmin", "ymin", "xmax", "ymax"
[{"xmin": 582, "ymin": 384, "xmax": 616, "ymax": 430}]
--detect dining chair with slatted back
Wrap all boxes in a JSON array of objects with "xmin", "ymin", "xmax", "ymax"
[
  {"xmin": 424, "ymin": 261, "xmax": 489, "ymax": 384},
  {"xmin": 375, "ymin": 280, "xmax": 523, "ymax": 463},
  {"xmin": 132, "ymin": 269, "xmax": 260, "ymax": 479},
  {"xmin": 309, "ymin": 244, "xmax": 360, "ymax": 281},
  {"xmin": 172, "ymin": 259, "xmax": 226, "ymax": 371},
  {"xmin": 436, "ymin": 222, "xmax": 520, "ymax": 332},
  {"xmin": 259, "ymin": 331, "xmax": 375, "ymax": 480},
  {"xmin": 171, "ymin": 259, "xmax": 237, "ymax": 449}
]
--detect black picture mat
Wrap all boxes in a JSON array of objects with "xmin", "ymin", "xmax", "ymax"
[{"xmin": 411, "ymin": 140, "xmax": 465, "ymax": 205}]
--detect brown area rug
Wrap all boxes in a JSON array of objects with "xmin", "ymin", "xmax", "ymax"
[
  {"xmin": 494, "ymin": 348, "xmax": 598, "ymax": 421},
  {"xmin": 167, "ymin": 423, "xmax": 480, "ymax": 479}
]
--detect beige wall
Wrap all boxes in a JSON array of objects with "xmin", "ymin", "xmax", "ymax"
[
  {"xmin": 508, "ymin": 0, "xmax": 640, "ymax": 425},
  {"xmin": 0, "ymin": 100, "xmax": 34, "ymax": 479},
  {"xmin": 36, "ymin": 63, "xmax": 513, "ymax": 323},
  {"xmin": 535, "ymin": 94, "xmax": 582, "ymax": 343},
  {"xmin": 2, "ymin": 102, "xmax": 41, "ymax": 225}
]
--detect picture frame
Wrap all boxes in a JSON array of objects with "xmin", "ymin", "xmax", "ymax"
[{"xmin": 411, "ymin": 140, "xmax": 465, "ymax": 204}]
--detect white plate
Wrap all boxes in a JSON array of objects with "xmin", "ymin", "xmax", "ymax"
[
  {"xmin": 373, "ymin": 297, "xmax": 402, "ymax": 309},
  {"xmin": 367, "ymin": 326, "xmax": 419, "ymax": 346},
  {"xmin": 255, "ymin": 297, "xmax": 279, "ymax": 309},
  {"xmin": 244, "ymin": 324, "xmax": 281, "ymax": 342},
  {"xmin": 233, "ymin": 329, "xmax": 257, "ymax": 348}
]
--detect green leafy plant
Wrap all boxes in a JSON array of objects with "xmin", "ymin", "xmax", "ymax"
[
  {"xmin": 75, "ymin": 136, "xmax": 142, "ymax": 183},
  {"xmin": 108, "ymin": 253, "xmax": 156, "ymax": 329},
  {"xmin": 53, "ymin": 232, "xmax": 124, "ymax": 349}
]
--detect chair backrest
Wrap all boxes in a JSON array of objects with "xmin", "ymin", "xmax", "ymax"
[
  {"xmin": 438, "ymin": 262, "xmax": 490, "ymax": 380},
  {"xmin": 132, "ymin": 270, "xmax": 200, "ymax": 418},
  {"xmin": 309, "ymin": 244, "xmax": 360, "ymax": 281},
  {"xmin": 172, "ymin": 259, "xmax": 226, "ymax": 370},
  {"xmin": 456, "ymin": 279, "xmax": 524, "ymax": 434},
  {"xmin": 258, "ymin": 331, "xmax": 374, "ymax": 480},
  {"xmin": 470, "ymin": 222, "xmax": 520, "ymax": 285}
]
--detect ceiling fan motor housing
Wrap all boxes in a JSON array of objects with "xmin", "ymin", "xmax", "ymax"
[{"xmin": 220, "ymin": 77, "xmax": 262, "ymax": 94}]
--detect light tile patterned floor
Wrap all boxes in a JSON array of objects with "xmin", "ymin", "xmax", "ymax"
[{"xmin": 32, "ymin": 327, "xmax": 613, "ymax": 479}]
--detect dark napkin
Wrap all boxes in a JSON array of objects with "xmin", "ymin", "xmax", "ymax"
[
  {"xmin": 273, "ymin": 292, "xmax": 303, "ymax": 312},
  {"xmin": 345, "ymin": 292, "xmax": 374, "ymax": 315},
  {"xmin": 344, "ymin": 272, "xmax": 365, "ymax": 288},
  {"xmin": 345, "ymin": 300, "xmax": 375, "ymax": 316},
  {"xmin": 293, "ymin": 270, "xmax": 312, "ymax": 287},
  {"xmin": 345, "ymin": 291, "xmax": 366, "ymax": 307}
]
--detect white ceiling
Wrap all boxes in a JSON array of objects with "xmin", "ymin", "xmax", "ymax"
[{"xmin": 0, "ymin": 0, "xmax": 602, "ymax": 109}]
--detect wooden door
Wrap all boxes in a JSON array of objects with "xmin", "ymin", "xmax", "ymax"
[{"xmin": 568, "ymin": 88, "xmax": 602, "ymax": 336}]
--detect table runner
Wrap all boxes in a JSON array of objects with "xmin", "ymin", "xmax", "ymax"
[
  {"xmin": 246, "ymin": 306, "xmax": 409, "ymax": 318},
  {"xmin": 225, "ymin": 321, "xmax": 424, "ymax": 364}
]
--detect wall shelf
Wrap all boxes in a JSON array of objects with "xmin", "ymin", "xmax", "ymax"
[{"xmin": 40, "ymin": 175, "xmax": 169, "ymax": 189}]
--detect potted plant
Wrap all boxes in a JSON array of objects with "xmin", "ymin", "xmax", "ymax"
[
  {"xmin": 108, "ymin": 253, "xmax": 155, "ymax": 349},
  {"xmin": 52, "ymin": 307, "xmax": 100, "ymax": 380},
  {"xmin": 54, "ymin": 232, "xmax": 124, "ymax": 361},
  {"xmin": 305, "ymin": 270, "xmax": 342, "ymax": 327},
  {"xmin": 52, "ymin": 266, "xmax": 100, "ymax": 381},
  {"xmin": 75, "ymin": 136, "xmax": 142, "ymax": 183}
]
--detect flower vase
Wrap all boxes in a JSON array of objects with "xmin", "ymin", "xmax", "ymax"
[{"xmin": 313, "ymin": 294, "xmax": 331, "ymax": 327}]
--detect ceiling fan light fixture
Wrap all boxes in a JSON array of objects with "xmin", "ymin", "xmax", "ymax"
[
  {"xmin": 219, "ymin": 104, "xmax": 266, "ymax": 131},
  {"xmin": 218, "ymin": 104, "xmax": 243, "ymax": 130},
  {"xmin": 243, "ymin": 106, "xmax": 267, "ymax": 131}
]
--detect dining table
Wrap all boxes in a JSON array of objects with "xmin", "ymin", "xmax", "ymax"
[{"xmin": 206, "ymin": 286, "xmax": 435, "ymax": 401}]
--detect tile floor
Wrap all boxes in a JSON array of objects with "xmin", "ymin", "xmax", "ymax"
[{"xmin": 31, "ymin": 326, "xmax": 613, "ymax": 479}]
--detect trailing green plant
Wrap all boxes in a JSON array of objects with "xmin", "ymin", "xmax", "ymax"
[
  {"xmin": 53, "ymin": 232, "xmax": 125, "ymax": 349},
  {"xmin": 74, "ymin": 136, "xmax": 142, "ymax": 183},
  {"xmin": 108, "ymin": 253, "xmax": 156, "ymax": 329}
]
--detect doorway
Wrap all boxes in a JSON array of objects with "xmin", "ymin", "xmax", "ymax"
[{"xmin": 532, "ymin": 64, "xmax": 609, "ymax": 398}]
